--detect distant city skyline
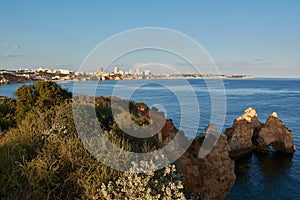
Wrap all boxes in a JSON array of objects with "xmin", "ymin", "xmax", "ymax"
[{"xmin": 0, "ymin": 1, "xmax": 300, "ymax": 78}]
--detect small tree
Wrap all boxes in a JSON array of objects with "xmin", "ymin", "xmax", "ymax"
[{"xmin": 14, "ymin": 82, "xmax": 71, "ymax": 120}]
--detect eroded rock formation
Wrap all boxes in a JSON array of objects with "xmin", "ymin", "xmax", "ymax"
[
  {"xmin": 256, "ymin": 112, "xmax": 296, "ymax": 153},
  {"xmin": 224, "ymin": 107, "xmax": 263, "ymax": 158},
  {"xmin": 175, "ymin": 124, "xmax": 236, "ymax": 199},
  {"xmin": 225, "ymin": 107, "xmax": 296, "ymax": 159},
  {"xmin": 137, "ymin": 104, "xmax": 295, "ymax": 199},
  {"xmin": 137, "ymin": 105, "xmax": 236, "ymax": 199}
]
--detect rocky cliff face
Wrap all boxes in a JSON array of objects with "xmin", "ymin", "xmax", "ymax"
[
  {"xmin": 136, "ymin": 104, "xmax": 295, "ymax": 199},
  {"xmin": 136, "ymin": 105, "xmax": 236, "ymax": 199},
  {"xmin": 175, "ymin": 125, "xmax": 236, "ymax": 199},
  {"xmin": 0, "ymin": 74, "xmax": 31, "ymax": 84}
]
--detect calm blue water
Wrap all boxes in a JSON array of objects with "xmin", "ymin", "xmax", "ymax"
[{"xmin": 1, "ymin": 78, "xmax": 299, "ymax": 199}]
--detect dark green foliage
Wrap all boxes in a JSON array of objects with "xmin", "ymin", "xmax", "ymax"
[
  {"xmin": 33, "ymin": 81, "xmax": 72, "ymax": 108},
  {"xmin": 95, "ymin": 96, "xmax": 114, "ymax": 130},
  {"xmin": 14, "ymin": 81, "xmax": 72, "ymax": 120},
  {"xmin": 0, "ymin": 96, "xmax": 16, "ymax": 131}
]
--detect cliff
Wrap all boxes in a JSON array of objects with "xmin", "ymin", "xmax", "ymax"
[
  {"xmin": 135, "ymin": 105, "xmax": 236, "ymax": 199},
  {"xmin": 0, "ymin": 73, "xmax": 31, "ymax": 84},
  {"xmin": 152, "ymin": 107, "xmax": 296, "ymax": 198},
  {"xmin": 175, "ymin": 125, "xmax": 236, "ymax": 199}
]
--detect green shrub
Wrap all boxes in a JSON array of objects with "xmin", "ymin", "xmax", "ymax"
[
  {"xmin": 0, "ymin": 96, "xmax": 16, "ymax": 132},
  {"xmin": 14, "ymin": 81, "xmax": 71, "ymax": 120},
  {"xmin": 0, "ymin": 83, "xmax": 186, "ymax": 199}
]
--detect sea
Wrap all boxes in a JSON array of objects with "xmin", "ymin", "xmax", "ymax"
[{"xmin": 1, "ymin": 78, "xmax": 299, "ymax": 199}]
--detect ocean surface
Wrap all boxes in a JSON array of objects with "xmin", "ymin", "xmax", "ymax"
[{"xmin": 1, "ymin": 78, "xmax": 299, "ymax": 199}]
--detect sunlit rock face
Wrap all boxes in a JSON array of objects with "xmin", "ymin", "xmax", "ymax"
[
  {"xmin": 175, "ymin": 125, "xmax": 236, "ymax": 200},
  {"xmin": 224, "ymin": 108, "xmax": 296, "ymax": 159},
  {"xmin": 224, "ymin": 107, "xmax": 263, "ymax": 159},
  {"xmin": 256, "ymin": 112, "xmax": 296, "ymax": 153},
  {"xmin": 136, "ymin": 104, "xmax": 295, "ymax": 199},
  {"xmin": 141, "ymin": 106, "xmax": 236, "ymax": 199}
]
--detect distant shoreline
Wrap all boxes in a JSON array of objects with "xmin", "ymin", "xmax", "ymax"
[{"xmin": 0, "ymin": 73, "xmax": 254, "ymax": 85}]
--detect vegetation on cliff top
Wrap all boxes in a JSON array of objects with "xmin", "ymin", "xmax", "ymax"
[{"xmin": 0, "ymin": 82, "xmax": 185, "ymax": 199}]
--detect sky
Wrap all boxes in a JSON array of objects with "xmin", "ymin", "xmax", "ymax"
[{"xmin": 0, "ymin": 0, "xmax": 299, "ymax": 78}]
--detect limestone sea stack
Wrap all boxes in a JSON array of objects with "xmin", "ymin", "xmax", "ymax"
[
  {"xmin": 225, "ymin": 107, "xmax": 296, "ymax": 159},
  {"xmin": 224, "ymin": 107, "xmax": 263, "ymax": 159},
  {"xmin": 255, "ymin": 112, "xmax": 296, "ymax": 153}
]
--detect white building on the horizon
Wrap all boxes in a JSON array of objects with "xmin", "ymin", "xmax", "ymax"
[
  {"xmin": 136, "ymin": 67, "xmax": 141, "ymax": 76},
  {"xmin": 58, "ymin": 69, "xmax": 70, "ymax": 75},
  {"xmin": 114, "ymin": 66, "xmax": 119, "ymax": 74},
  {"xmin": 35, "ymin": 67, "xmax": 50, "ymax": 72},
  {"xmin": 145, "ymin": 69, "xmax": 151, "ymax": 76}
]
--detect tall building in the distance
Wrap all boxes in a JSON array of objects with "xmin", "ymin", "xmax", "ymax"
[
  {"xmin": 114, "ymin": 66, "xmax": 119, "ymax": 74},
  {"xmin": 136, "ymin": 67, "xmax": 141, "ymax": 76}
]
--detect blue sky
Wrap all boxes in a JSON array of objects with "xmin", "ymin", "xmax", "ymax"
[{"xmin": 0, "ymin": 0, "xmax": 299, "ymax": 77}]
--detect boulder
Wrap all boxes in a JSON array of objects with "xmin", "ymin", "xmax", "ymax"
[
  {"xmin": 224, "ymin": 107, "xmax": 263, "ymax": 159},
  {"xmin": 175, "ymin": 124, "xmax": 236, "ymax": 199},
  {"xmin": 256, "ymin": 112, "xmax": 296, "ymax": 153}
]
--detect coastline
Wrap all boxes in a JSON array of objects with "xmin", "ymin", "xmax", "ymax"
[{"xmin": 1, "ymin": 74, "xmax": 254, "ymax": 85}]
